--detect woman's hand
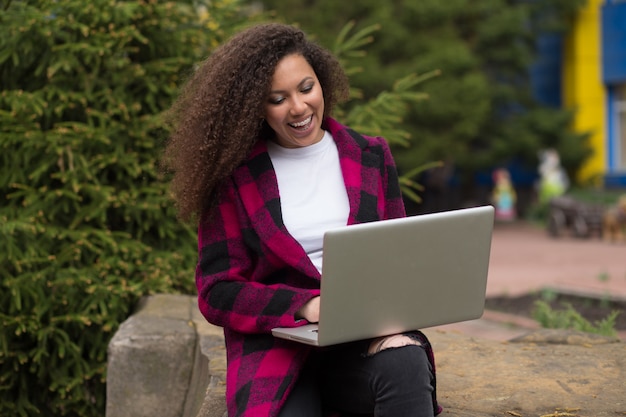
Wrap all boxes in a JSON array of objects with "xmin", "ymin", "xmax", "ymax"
[{"xmin": 296, "ymin": 296, "xmax": 320, "ymax": 323}]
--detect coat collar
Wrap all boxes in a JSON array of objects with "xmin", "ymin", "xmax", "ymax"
[{"xmin": 232, "ymin": 118, "xmax": 381, "ymax": 277}]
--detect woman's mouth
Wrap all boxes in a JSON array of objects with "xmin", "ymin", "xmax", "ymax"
[{"xmin": 288, "ymin": 115, "xmax": 313, "ymax": 131}]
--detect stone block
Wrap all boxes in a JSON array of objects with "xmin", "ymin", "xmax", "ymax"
[{"xmin": 107, "ymin": 294, "xmax": 210, "ymax": 417}]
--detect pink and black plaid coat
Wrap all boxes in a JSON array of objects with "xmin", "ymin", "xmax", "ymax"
[{"xmin": 196, "ymin": 118, "xmax": 440, "ymax": 417}]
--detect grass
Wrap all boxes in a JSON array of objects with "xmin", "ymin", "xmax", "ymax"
[{"xmin": 532, "ymin": 300, "xmax": 620, "ymax": 337}]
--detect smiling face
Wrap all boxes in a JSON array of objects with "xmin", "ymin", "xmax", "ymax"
[{"xmin": 264, "ymin": 54, "xmax": 325, "ymax": 148}]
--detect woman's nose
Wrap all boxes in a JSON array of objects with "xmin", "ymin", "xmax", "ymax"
[{"xmin": 290, "ymin": 95, "xmax": 307, "ymax": 114}]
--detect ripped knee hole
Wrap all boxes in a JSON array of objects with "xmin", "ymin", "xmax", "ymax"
[{"xmin": 367, "ymin": 334, "xmax": 422, "ymax": 355}]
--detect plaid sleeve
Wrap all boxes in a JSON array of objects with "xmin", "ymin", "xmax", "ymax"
[
  {"xmin": 376, "ymin": 135, "xmax": 406, "ymax": 220},
  {"xmin": 195, "ymin": 178, "xmax": 319, "ymax": 334},
  {"xmin": 344, "ymin": 127, "xmax": 406, "ymax": 222}
]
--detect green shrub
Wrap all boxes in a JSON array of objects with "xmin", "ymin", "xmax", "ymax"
[
  {"xmin": 532, "ymin": 300, "xmax": 620, "ymax": 337},
  {"xmin": 0, "ymin": 0, "xmax": 250, "ymax": 415}
]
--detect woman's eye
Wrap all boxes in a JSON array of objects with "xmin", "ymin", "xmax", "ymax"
[
  {"xmin": 269, "ymin": 96, "xmax": 284, "ymax": 105},
  {"xmin": 301, "ymin": 84, "xmax": 313, "ymax": 93}
]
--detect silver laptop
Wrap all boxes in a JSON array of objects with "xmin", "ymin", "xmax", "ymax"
[{"xmin": 271, "ymin": 205, "xmax": 494, "ymax": 346}]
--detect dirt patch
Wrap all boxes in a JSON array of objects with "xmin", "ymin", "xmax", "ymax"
[{"xmin": 485, "ymin": 292, "xmax": 626, "ymax": 330}]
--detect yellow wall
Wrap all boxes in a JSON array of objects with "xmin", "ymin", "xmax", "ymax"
[{"xmin": 562, "ymin": 0, "xmax": 606, "ymax": 184}]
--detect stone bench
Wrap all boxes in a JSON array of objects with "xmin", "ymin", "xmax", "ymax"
[
  {"xmin": 107, "ymin": 294, "xmax": 625, "ymax": 417},
  {"xmin": 106, "ymin": 294, "xmax": 227, "ymax": 417}
]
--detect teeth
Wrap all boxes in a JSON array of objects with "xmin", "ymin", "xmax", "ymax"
[{"xmin": 291, "ymin": 116, "xmax": 312, "ymax": 128}]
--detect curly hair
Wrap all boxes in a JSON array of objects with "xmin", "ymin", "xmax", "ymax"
[{"xmin": 162, "ymin": 23, "xmax": 350, "ymax": 222}]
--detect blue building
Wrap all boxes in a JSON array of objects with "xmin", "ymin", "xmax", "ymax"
[{"xmin": 534, "ymin": 0, "xmax": 626, "ymax": 187}]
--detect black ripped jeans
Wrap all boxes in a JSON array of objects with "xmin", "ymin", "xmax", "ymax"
[{"xmin": 278, "ymin": 340, "xmax": 435, "ymax": 417}]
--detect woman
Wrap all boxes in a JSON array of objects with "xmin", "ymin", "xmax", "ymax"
[{"xmin": 164, "ymin": 23, "xmax": 441, "ymax": 417}]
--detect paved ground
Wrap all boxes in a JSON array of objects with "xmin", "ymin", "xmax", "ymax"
[{"xmin": 428, "ymin": 221, "xmax": 626, "ymax": 341}]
